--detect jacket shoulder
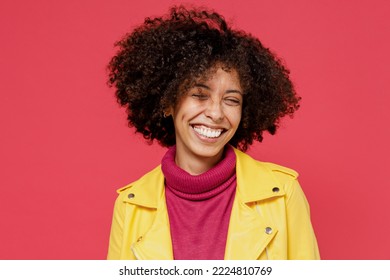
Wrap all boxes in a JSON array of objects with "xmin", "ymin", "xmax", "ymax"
[
  {"xmin": 234, "ymin": 147, "xmax": 299, "ymax": 185},
  {"xmin": 116, "ymin": 165, "xmax": 162, "ymax": 194},
  {"xmin": 114, "ymin": 165, "xmax": 164, "ymax": 208},
  {"xmin": 262, "ymin": 162, "xmax": 299, "ymax": 179}
]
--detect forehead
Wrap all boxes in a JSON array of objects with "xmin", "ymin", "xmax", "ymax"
[{"xmin": 192, "ymin": 64, "xmax": 241, "ymax": 86}]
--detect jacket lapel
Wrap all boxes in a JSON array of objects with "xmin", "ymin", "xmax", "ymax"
[
  {"xmin": 122, "ymin": 166, "xmax": 174, "ymax": 260},
  {"xmin": 130, "ymin": 198, "xmax": 174, "ymax": 260},
  {"xmin": 224, "ymin": 149, "xmax": 285, "ymax": 259}
]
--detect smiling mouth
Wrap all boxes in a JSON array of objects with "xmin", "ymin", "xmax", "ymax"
[{"xmin": 192, "ymin": 125, "xmax": 225, "ymax": 138}]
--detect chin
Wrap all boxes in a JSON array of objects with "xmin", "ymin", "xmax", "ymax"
[{"xmin": 190, "ymin": 143, "xmax": 226, "ymax": 159}]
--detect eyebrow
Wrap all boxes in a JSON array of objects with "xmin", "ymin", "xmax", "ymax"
[{"xmin": 194, "ymin": 83, "xmax": 243, "ymax": 95}]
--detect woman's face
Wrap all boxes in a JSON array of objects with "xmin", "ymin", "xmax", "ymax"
[{"xmin": 171, "ymin": 66, "xmax": 243, "ymax": 172}]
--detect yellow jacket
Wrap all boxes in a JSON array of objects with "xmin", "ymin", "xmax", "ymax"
[{"xmin": 107, "ymin": 148, "xmax": 320, "ymax": 260}]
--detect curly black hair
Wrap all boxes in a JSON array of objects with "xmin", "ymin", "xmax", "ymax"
[{"xmin": 108, "ymin": 6, "xmax": 300, "ymax": 151}]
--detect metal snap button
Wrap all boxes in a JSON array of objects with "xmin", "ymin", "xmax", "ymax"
[
  {"xmin": 128, "ymin": 193, "xmax": 135, "ymax": 199},
  {"xmin": 272, "ymin": 187, "xmax": 280, "ymax": 193},
  {"xmin": 265, "ymin": 227, "xmax": 273, "ymax": 235}
]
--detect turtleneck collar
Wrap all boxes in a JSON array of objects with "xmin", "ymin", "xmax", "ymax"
[{"xmin": 161, "ymin": 145, "xmax": 236, "ymax": 200}]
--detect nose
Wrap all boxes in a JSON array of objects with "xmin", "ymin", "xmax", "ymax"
[{"xmin": 204, "ymin": 100, "xmax": 224, "ymax": 122}]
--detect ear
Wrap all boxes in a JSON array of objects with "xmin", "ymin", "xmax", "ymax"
[{"xmin": 163, "ymin": 107, "xmax": 173, "ymax": 118}]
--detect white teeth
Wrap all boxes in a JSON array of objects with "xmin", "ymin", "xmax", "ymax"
[{"xmin": 193, "ymin": 125, "xmax": 223, "ymax": 138}]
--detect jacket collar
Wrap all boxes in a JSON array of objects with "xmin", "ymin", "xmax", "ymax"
[
  {"xmin": 234, "ymin": 148, "xmax": 286, "ymax": 201},
  {"xmin": 119, "ymin": 147, "xmax": 285, "ymax": 207},
  {"xmin": 118, "ymin": 165, "xmax": 164, "ymax": 208}
]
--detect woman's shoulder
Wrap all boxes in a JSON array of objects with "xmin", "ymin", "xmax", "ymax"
[
  {"xmin": 113, "ymin": 165, "xmax": 165, "ymax": 208},
  {"xmin": 116, "ymin": 165, "xmax": 163, "ymax": 193},
  {"xmin": 233, "ymin": 147, "xmax": 299, "ymax": 179},
  {"xmin": 233, "ymin": 147, "xmax": 302, "ymax": 202},
  {"xmin": 261, "ymin": 162, "xmax": 301, "ymax": 197},
  {"xmin": 261, "ymin": 162, "xmax": 298, "ymax": 179}
]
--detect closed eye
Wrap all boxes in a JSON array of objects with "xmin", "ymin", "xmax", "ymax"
[
  {"xmin": 224, "ymin": 97, "xmax": 241, "ymax": 106},
  {"xmin": 192, "ymin": 93, "xmax": 208, "ymax": 100}
]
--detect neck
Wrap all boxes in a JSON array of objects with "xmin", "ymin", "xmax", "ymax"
[{"xmin": 175, "ymin": 149, "xmax": 224, "ymax": 175}]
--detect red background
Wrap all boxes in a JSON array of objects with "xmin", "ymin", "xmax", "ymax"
[{"xmin": 1, "ymin": 0, "xmax": 389, "ymax": 259}]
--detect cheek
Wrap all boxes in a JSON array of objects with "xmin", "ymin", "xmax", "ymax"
[
  {"xmin": 173, "ymin": 107, "xmax": 197, "ymax": 129},
  {"xmin": 181, "ymin": 104, "xmax": 204, "ymax": 121},
  {"xmin": 228, "ymin": 108, "xmax": 242, "ymax": 128}
]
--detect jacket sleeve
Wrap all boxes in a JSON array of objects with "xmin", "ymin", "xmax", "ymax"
[
  {"xmin": 107, "ymin": 194, "xmax": 125, "ymax": 259},
  {"xmin": 285, "ymin": 178, "xmax": 320, "ymax": 259}
]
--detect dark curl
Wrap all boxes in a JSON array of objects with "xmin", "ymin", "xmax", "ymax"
[{"xmin": 108, "ymin": 6, "xmax": 300, "ymax": 151}]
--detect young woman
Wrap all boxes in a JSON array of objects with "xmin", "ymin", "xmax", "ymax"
[{"xmin": 107, "ymin": 6, "xmax": 320, "ymax": 260}]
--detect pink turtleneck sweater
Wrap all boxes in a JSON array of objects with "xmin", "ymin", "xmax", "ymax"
[{"xmin": 161, "ymin": 146, "xmax": 236, "ymax": 260}]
